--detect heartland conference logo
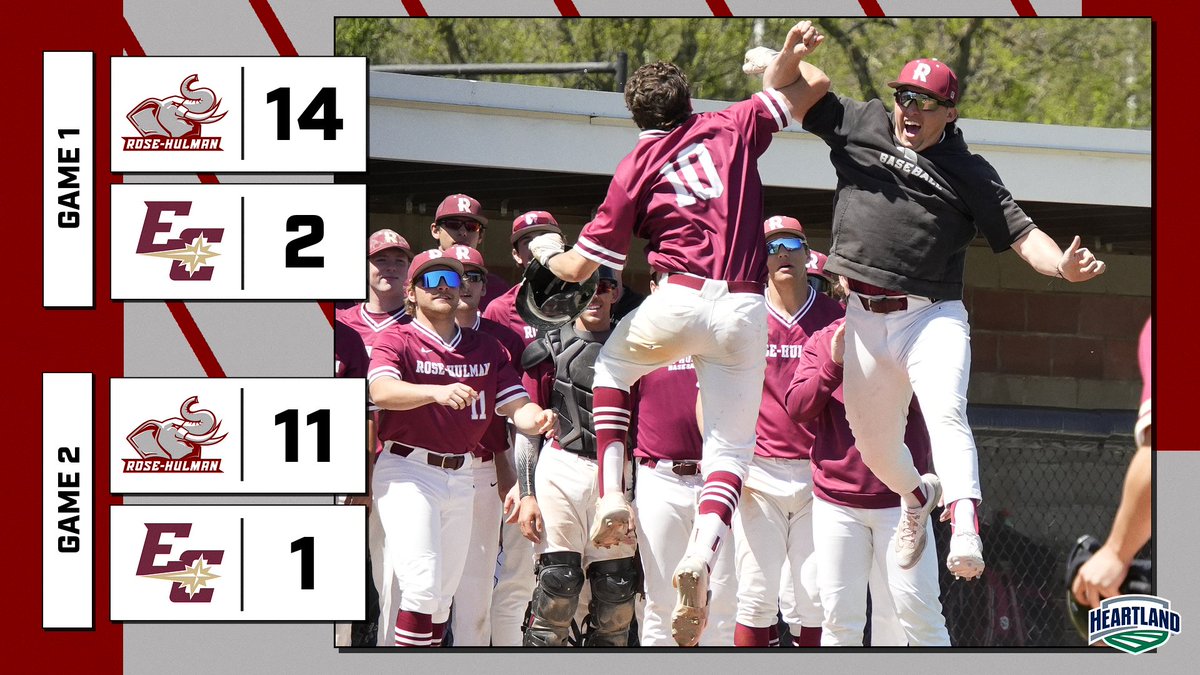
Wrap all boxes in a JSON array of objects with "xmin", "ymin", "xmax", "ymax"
[
  {"xmin": 136, "ymin": 201, "xmax": 223, "ymax": 281},
  {"xmin": 137, "ymin": 523, "xmax": 223, "ymax": 603},
  {"xmin": 124, "ymin": 74, "xmax": 226, "ymax": 151},
  {"xmin": 1087, "ymin": 594, "xmax": 1182, "ymax": 654},
  {"xmin": 125, "ymin": 396, "xmax": 226, "ymax": 474}
]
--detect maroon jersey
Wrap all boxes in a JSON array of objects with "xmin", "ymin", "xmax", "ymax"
[
  {"xmin": 479, "ymin": 271, "xmax": 513, "ymax": 311},
  {"xmin": 785, "ymin": 319, "xmax": 931, "ymax": 509},
  {"xmin": 335, "ymin": 302, "xmax": 411, "ymax": 354},
  {"xmin": 369, "ymin": 321, "xmax": 528, "ymax": 456},
  {"xmin": 755, "ymin": 289, "xmax": 845, "ymax": 460},
  {"xmin": 1136, "ymin": 317, "xmax": 1151, "ymax": 447},
  {"xmin": 574, "ymin": 89, "xmax": 792, "ymax": 284},
  {"xmin": 334, "ymin": 319, "xmax": 368, "ymax": 379},
  {"xmin": 631, "ymin": 358, "xmax": 702, "ymax": 463},
  {"xmin": 482, "ymin": 283, "xmax": 541, "ymax": 347},
  {"xmin": 474, "ymin": 314, "xmax": 526, "ymax": 461}
]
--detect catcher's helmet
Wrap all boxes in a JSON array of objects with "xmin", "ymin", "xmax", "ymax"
[
  {"xmin": 1064, "ymin": 534, "xmax": 1153, "ymax": 639},
  {"xmin": 516, "ymin": 260, "xmax": 601, "ymax": 332}
]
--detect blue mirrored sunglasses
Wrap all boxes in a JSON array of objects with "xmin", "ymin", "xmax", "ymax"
[
  {"xmin": 419, "ymin": 269, "xmax": 462, "ymax": 289},
  {"xmin": 766, "ymin": 237, "xmax": 806, "ymax": 255}
]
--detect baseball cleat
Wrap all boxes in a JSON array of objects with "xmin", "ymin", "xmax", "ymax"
[
  {"xmin": 670, "ymin": 555, "xmax": 710, "ymax": 647},
  {"xmin": 893, "ymin": 473, "xmax": 942, "ymax": 570},
  {"xmin": 589, "ymin": 492, "xmax": 635, "ymax": 548},
  {"xmin": 947, "ymin": 531, "xmax": 986, "ymax": 580}
]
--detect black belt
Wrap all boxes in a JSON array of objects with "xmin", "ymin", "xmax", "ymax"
[
  {"xmin": 664, "ymin": 273, "xmax": 764, "ymax": 295},
  {"xmin": 858, "ymin": 295, "xmax": 908, "ymax": 314},
  {"xmin": 638, "ymin": 457, "xmax": 701, "ymax": 476},
  {"xmin": 389, "ymin": 443, "xmax": 467, "ymax": 470}
]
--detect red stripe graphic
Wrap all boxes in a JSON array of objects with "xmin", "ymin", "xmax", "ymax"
[
  {"xmin": 166, "ymin": 302, "xmax": 227, "ymax": 377},
  {"xmin": 248, "ymin": 0, "xmax": 298, "ymax": 56},
  {"xmin": 1011, "ymin": 0, "xmax": 1038, "ymax": 16},
  {"xmin": 320, "ymin": 302, "xmax": 335, "ymax": 328},
  {"xmin": 197, "ymin": 173, "xmax": 220, "ymax": 184},
  {"xmin": 555, "ymin": 0, "xmax": 580, "ymax": 17},
  {"xmin": 401, "ymin": 0, "xmax": 429, "ymax": 18},
  {"xmin": 121, "ymin": 18, "xmax": 146, "ymax": 56},
  {"xmin": 859, "ymin": 0, "xmax": 885, "ymax": 16},
  {"xmin": 706, "ymin": 0, "xmax": 733, "ymax": 17}
]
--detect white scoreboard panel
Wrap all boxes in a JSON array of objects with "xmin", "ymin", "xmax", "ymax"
[
  {"xmin": 110, "ymin": 183, "xmax": 365, "ymax": 300},
  {"xmin": 110, "ymin": 505, "xmax": 365, "ymax": 621},
  {"xmin": 110, "ymin": 57, "xmax": 366, "ymax": 173},
  {"xmin": 110, "ymin": 378, "xmax": 367, "ymax": 495}
]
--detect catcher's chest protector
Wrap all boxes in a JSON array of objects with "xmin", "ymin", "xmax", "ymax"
[{"xmin": 547, "ymin": 327, "xmax": 606, "ymax": 457}]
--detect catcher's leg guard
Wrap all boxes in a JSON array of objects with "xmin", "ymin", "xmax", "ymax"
[
  {"xmin": 582, "ymin": 557, "xmax": 638, "ymax": 647},
  {"xmin": 523, "ymin": 551, "xmax": 585, "ymax": 647}
]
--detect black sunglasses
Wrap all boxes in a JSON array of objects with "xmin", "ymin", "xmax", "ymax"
[
  {"xmin": 438, "ymin": 218, "xmax": 483, "ymax": 233},
  {"xmin": 894, "ymin": 90, "xmax": 950, "ymax": 111}
]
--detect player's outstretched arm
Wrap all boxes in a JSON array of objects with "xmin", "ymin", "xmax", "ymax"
[
  {"xmin": 511, "ymin": 431, "xmax": 545, "ymax": 542},
  {"xmin": 529, "ymin": 232, "xmax": 602, "ymax": 284},
  {"xmin": 501, "ymin": 398, "xmax": 557, "ymax": 436},
  {"xmin": 1012, "ymin": 229, "xmax": 1107, "ymax": 282},
  {"xmin": 1072, "ymin": 442, "xmax": 1152, "ymax": 608},
  {"xmin": 762, "ymin": 20, "xmax": 830, "ymax": 122},
  {"xmin": 370, "ymin": 378, "xmax": 478, "ymax": 411}
]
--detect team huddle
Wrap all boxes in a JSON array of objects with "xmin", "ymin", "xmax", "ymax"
[{"xmin": 335, "ymin": 21, "xmax": 1107, "ymax": 648}]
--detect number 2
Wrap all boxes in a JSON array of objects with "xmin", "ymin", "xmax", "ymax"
[{"xmin": 285, "ymin": 215, "xmax": 324, "ymax": 268}]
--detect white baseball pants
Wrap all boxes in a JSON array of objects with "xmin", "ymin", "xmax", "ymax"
[
  {"xmin": 450, "ymin": 459, "xmax": 502, "ymax": 645},
  {"xmin": 373, "ymin": 450, "xmax": 475, "ymax": 645},
  {"xmin": 593, "ymin": 279, "xmax": 768, "ymax": 481},
  {"xmin": 843, "ymin": 297, "xmax": 982, "ymax": 505},
  {"xmin": 812, "ymin": 497, "xmax": 950, "ymax": 646},
  {"xmin": 732, "ymin": 456, "xmax": 822, "ymax": 629},
  {"xmin": 490, "ymin": 517, "xmax": 537, "ymax": 646},
  {"xmin": 634, "ymin": 460, "xmax": 736, "ymax": 646},
  {"xmin": 534, "ymin": 446, "xmax": 635, "ymax": 562}
]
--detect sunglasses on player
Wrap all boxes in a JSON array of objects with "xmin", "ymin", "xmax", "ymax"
[
  {"xmin": 437, "ymin": 218, "xmax": 483, "ymax": 233},
  {"xmin": 893, "ymin": 90, "xmax": 950, "ymax": 112},
  {"xmin": 417, "ymin": 269, "xmax": 462, "ymax": 289},
  {"xmin": 461, "ymin": 270, "xmax": 486, "ymax": 283},
  {"xmin": 596, "ymin": 279, "xmax": 618, "ymax": 295},
  {"xmin": 766, "ymin": 237, "xmax": 807, "ymax": 255}
]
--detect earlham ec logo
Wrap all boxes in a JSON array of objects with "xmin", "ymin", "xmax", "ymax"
[
  {"xmin": 125, "ymin": 396, "xmax": 227, "ymax": 474},
  {"xmin": 137, "ymin": 523, "xmax": 223, "ymax": 603},
  {"xmin": 124, "ymin": 74, "xmax": 226, "ymax": 151},
  {"xmin": 136, "ymin": 201, "xmax": 223, "ymax": 281},
  {"xmin": 1087, "ymin": 594, "xmax": 1182, "ymax": 654}
]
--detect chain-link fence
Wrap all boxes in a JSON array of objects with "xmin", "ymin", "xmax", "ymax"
[{"xmin": 936, "ymin": 424, "xmax": 1145, "ymax": 647}]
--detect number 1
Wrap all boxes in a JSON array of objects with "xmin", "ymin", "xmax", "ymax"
[{"xmin": 291, "ymin": 536, "xmax": 314, "ymax": 590}]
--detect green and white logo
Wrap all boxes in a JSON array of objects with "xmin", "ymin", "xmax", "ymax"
[{"xmin": 1087, "ymin": 594, "xmax": 1182, "ymax": 654}]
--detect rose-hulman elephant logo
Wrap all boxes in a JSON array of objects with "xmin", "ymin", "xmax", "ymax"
[
  {"xmin": 123, "ymin": 75, "xmax": 227, "ymax": 151},
  {"xmin": 124, "ymin": 396, "xmax": 227, "ymax": 473}
]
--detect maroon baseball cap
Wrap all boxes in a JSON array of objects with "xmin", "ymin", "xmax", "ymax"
[
  {"xmin": 368, "ymin": 229, "xmax": 412, "ymax": 258},
  {"xmin": 805, "ymin": 250, "xmax": 833, "ymax": 280},
  {"xmin": 407, "ymin": 248, "xmax": 466, "ymax": 286},
  {"xmin": 889, "ymin": 59, "xmax": 959, "ymax": 105},
  {"xmin": 446, "ymin": 244, "xmax": 487, "ymax": 273},
  {"xmin": 511, "ymin": 210, "xmax": 562, "ymax": 245},
  {"xmin": 434, "ymin": 194, "xmax": 488, "ymax": 226},
  {"xmin": 763, "ymin": 215, "xmax": 807, "ymax": 240}
]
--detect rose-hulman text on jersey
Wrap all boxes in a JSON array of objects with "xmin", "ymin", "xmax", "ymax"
[{"xmin": 414, "ymin": 361, "xmax": 492, "ymax": 378}]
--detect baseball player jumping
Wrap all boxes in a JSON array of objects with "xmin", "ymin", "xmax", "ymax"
[
  {"xmin": 761, "ymin": 21, "xmax": 1106, "ymax": 580},
  {"xmin": 368, "ymin": 249, "xmax": 554, "ymax": 647},
  {"xmin": 527, "ymin": 22, "xmax": 831, "ymax": 646}
]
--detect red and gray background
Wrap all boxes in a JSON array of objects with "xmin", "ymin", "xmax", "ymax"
[{"xmin": 13, "ymin": 1, "xmax": 1177, "ymax": 673}]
